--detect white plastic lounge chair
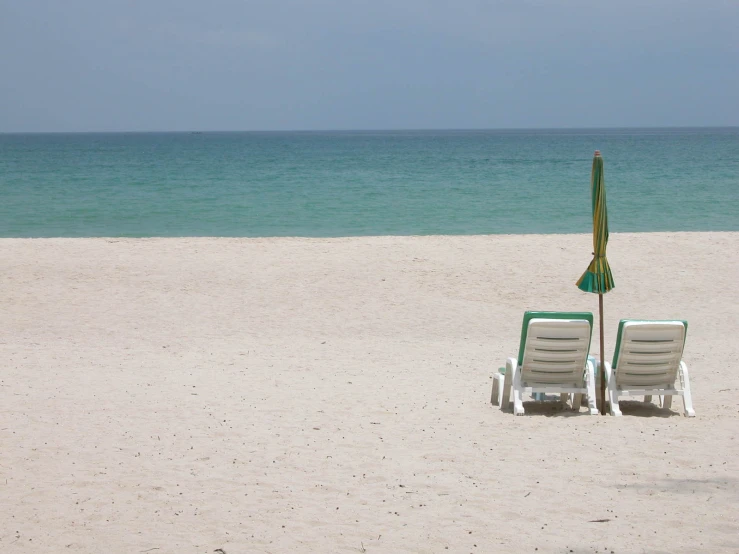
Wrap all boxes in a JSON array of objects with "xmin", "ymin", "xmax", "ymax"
[
  {"xmin": 492, "ymin": 311, "xmax": 598, "ymax": 416},
  {"xmin": 604, "ymin": 320, "xmax": 695, "ymax": 417}
]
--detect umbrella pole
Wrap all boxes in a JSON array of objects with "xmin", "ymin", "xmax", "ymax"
[{"xmin": 599, "ymin": 293, "xmax": 606, "ymax": 415}]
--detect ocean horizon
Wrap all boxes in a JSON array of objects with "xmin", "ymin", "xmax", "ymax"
[
  {"xmin": 3, "ymin": 126, "xmax": 737, "ymax": 135},
  {"xmin": 1, "ymin": 127, "xmax": 737, "ymax": 238}
]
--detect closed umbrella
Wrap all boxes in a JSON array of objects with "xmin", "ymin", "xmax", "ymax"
[{"xmin": 577, "ymin": 150, "xmax": 614, "ymax": 415}]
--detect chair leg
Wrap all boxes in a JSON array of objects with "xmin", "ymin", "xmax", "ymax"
[
  {"xmin": 605, "ymin": 362, "xmax": 622, "ymax": 416},
  {"xmin": 512, "ymin": 364, "xmax": 525, "ymax": 416},
  {"xmin": 571, "ymin": 393, "xmax": 582, "ymax": 411},
  {"xmin": 679, "ymin": 361, "xmax": 696, "ymax": 417},
  {"xmin": 585, "ymin": 359, "xmax": 599, "ymax": 415},
  {"xmin": 491, "ymin": 373, "xmax": 501, "ymax": 406},
  {"xmin": 663, "ymin": 395, "xmax": 673, "ymax": 410},
  {"xmin": 501, "ymin": 358, "xmax": 515, "ymax": 411},
  {"xmin": 560, "ymin": 393, "xmax": 570, "ymax": 407},
  {"xmin": 644, "ymin": 395, "xmax": 652, "ymax": 403},
  {"xmin": 609, "ymin": 392, "xmax": 622, "ymax": 416}
]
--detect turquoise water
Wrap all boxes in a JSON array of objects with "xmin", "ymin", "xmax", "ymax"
[{"xmin": 1, "ymin": 128, "xmax": 737, "ymax": 237}]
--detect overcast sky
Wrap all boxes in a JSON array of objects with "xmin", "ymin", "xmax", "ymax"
[{"xmin": 1, "ymin": 0, "xmax": 737, "ymax": 132}]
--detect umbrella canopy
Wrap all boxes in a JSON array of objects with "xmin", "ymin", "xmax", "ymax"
[
  {"xmin": 576, "ymin": 150, "xmax": 614, "ymax": 414},
  {"xmin": 577, "ymin": 151, "xmax": 614, "ymax": 294}
]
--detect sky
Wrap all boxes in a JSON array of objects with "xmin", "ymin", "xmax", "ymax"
[{"xmin": 1, "ymin": 0, "xmax": 737, "ymax": 132}]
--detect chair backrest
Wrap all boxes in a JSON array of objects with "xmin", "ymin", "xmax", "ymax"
[
  {"xmin": 517, "ymin": 311, "xmax": 594, "ymax": 366},
  {"xmin": 519, "ymin": 313, "xmax": 593, "ymax": 386},
  {"xmin": 612, "ymin": 320, "xmax": 687, "ymax": 388}
]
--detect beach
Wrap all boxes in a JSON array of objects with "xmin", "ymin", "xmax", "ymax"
[{"xmin": 2, "ymin": 232, "xmax": 738, "ymax": 553}]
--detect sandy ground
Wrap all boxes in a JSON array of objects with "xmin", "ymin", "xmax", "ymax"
[{"xmin": 1, "ymin": 232, "xmax": 738, "ymax": 554}]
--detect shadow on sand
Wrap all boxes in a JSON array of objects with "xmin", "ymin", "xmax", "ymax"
[
  {"xmin": 609, "ymin": 399, "xmax": 684, "ymax": 418},
  {"xmin": 499, "ymin": 396, "xmax": 687, "ymax": 418}
]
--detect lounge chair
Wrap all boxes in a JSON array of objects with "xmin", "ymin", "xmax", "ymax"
[
  {"xmin": 604, "ymin": 320, "xmax": 695, "ymax": 417},
  {"xmin": 491, "ymin": 311, "xmax": 598, "ymax": 415}
]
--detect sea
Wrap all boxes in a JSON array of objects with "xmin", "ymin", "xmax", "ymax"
[{"xmin": 1, "ymin": 128, "xmax": 737, "ymax": 237}]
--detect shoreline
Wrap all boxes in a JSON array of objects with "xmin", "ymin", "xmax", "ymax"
[
  {"xmin": 3, "ymin": 229, "xmax": 738, "ymax": 240},
  {"xmin": 2, "ymin": 232, "xmax": 738, "ymax": 552}
]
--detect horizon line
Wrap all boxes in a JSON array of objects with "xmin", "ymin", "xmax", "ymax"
[{"xmin": 2, "ymin": 125, "xmax": 738, "ymax": 135}]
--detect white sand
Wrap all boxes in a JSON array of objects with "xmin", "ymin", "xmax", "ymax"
[{"xmin": 2, "ymin": 232, "xmax": 738, "ymax": 553}]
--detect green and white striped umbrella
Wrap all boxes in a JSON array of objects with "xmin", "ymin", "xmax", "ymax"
[{"xmin": 577, "ymin": 151, "xmax": 614, "ymax": 294}]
